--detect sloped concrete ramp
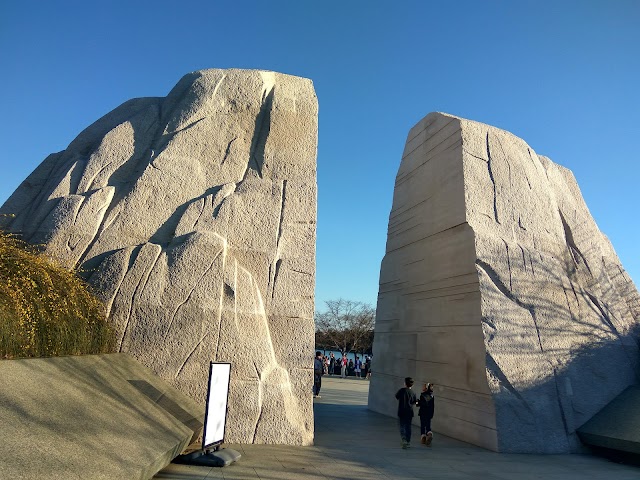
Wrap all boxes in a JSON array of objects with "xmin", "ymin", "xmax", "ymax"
[
  {"xmin": 0, "ymin": 353, "xmax": 203, "ymax": 480},
  {"xmin": 577, "ymin": 385, "xmax": 640, "ymax": 454}
]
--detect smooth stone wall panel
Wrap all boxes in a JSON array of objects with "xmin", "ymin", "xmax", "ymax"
[{"xmin": 369, "ymin": 112, "xmax": 640, "ymax": 453}]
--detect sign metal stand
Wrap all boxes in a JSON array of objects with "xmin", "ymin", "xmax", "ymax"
[{"xmin": 175, "ymin": 362, "xmax": 240, "ymax": 467}]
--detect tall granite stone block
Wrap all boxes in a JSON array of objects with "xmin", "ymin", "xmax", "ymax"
[
  {"xmin": 0, "ymin": 69, "xmax": 318, "ymax": 445},
  {"xmin": 368, "ymin": 112, "xmax": 640, "ymax": 453}
]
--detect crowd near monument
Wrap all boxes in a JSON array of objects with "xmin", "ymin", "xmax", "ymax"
[
  {"xmin": 368, "ymin": 112, "xmax": 640, "ymax": 453},
  {"xmin": 0, "ymin": 69, "xmax": 318, "ymax": 446}
]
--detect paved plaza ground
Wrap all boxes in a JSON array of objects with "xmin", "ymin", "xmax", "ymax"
[{"xmin": 155, "ymin": 376, "xmax": 639, "ymax": 479}]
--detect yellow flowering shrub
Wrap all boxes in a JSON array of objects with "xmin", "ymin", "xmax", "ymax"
[{"xmin": 0, "ymin": 229, "xmax": 114, "ymax": 358}]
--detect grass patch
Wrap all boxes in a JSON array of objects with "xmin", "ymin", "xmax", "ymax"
[{"xmin": 0, "ymin": 229, "xmax": 114, "ymax": 358}]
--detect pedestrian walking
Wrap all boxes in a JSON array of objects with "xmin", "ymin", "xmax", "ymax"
[
  {"xmin": 313, "ymin": 351, "xmax": 324, "ymax": 398},
  {"xmin": 418, "ymin": 383, "xmax": 435, "ymax": 446},
  {"xmin": 395, "ymin": 377, "xmax": 417, "ymax": 449}
]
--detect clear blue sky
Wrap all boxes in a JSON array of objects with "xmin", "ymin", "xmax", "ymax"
[{"xmin": 1, "ymin": 1, "xmax": 638, "ymax": 311}]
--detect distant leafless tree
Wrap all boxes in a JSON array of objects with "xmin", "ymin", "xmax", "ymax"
[{"xmin": 315, "ymin": 298, "xmax": 375, "ymax": 355}]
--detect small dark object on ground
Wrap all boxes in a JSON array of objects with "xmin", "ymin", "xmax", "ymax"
[
  {"xmin": 587, "ymin": 446, "xmax": 640, "ymax": 467},
  {"xmin": 174, "ymin": 448, "xmax": 241, "ymax": 467}
]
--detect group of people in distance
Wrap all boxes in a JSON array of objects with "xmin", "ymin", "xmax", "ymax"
[
  {"xmin": 319, "ymin": 351, "xmax": 372, "ymax": 379},
  {"xmin": 396, "ymin": 377, "xmax": 435, "ymax": 449},
  {"xmin": 313, "ymin": 351, "xmax": 372, "ymax": 398}
]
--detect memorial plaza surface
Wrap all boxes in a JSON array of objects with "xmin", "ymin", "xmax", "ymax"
[{"xmin": 155, "ymin": 377, "xmax": 638, "ymax": 479}]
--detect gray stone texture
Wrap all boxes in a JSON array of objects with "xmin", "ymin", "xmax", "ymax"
[
  {"xmin": 0, "ymin": 69, "xmax": 318, "ymax": 445},
  {"xmin": 0, "ymin": 353, "xmax": 202, "ymax": 480},
  {"xmin": 368, "ymin": 112, "xmax": 640, "ymax": 453}
]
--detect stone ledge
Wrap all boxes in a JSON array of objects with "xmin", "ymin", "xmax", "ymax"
[
  {"xmin": 0, "ymin": 353, "xmax": 203, "ymax": 480},
  {"xmin": 577, "ymin": 385, "xmax": 640, "ymax": 455}
]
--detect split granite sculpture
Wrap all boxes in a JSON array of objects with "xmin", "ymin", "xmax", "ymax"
[
  {"xmin": 4, "ymin": 70, "xmax": 638, "ymax": 454},
  {"xmin": 0, "ymin": 69, "xmax": 318, "ymax": 445},
  {"xmin": 368, "ymin": 112, "xmax": 640, "ymax": 453}
]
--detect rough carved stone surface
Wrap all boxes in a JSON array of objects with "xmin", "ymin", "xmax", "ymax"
[
  {"xmin": 0, "ymin": 69, "xmax": 318, "ymax": 445},
  {"xmin": 368, "ymin": 112, "xmax": 640, "ymax": 453}
]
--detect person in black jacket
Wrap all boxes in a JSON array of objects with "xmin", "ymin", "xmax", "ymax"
[
  {"xmin": 418, "ymin": 383, "xmax": 435, "ymax": 446},
  {"xmin": 395, "ymin": 377, "xmax": 417, "ymax": 448},
  {"xmin": 313, "ymin": 351, "xmax": 324, "ymax": 398},
  {"xmin": 329, "ymin": 352, "xmax": 336, "ymax": 376}
]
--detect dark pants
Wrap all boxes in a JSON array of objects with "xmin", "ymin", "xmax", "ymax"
[
  {"xmin": 398, "ymin": 416, "xmax": 413, "ymax": 443},
  {"xmin": 314, "ymin": 373, "xmax": 322, "ymax": 395},
  {"xmin": 420, "ymin": 416, "xmax": 432, "ymax": 435}
]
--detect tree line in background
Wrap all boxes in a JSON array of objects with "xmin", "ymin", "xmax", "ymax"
[{"xmin": 314, "ymin": 298, "xmax": 375, "ymax": 355}]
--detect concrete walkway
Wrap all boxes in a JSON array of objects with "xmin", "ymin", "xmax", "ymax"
[{"xmin": 155, "ymin": 376, "xmax": 639, "ymax": 479}]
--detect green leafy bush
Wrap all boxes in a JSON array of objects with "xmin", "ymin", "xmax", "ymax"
[{"xmin": 0, "ymin": 229, "xmax": 114, "ymax": 358}]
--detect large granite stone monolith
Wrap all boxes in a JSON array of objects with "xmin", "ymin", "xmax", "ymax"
[
  {"xmin": 0, "ymin": 69, "xmax": 317, "ymax": 445},
  {"xmin": 368, "ymin": 112, "xmax": 640, "ymax": 453}
]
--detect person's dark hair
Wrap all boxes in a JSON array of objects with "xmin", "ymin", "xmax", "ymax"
[
  {"xmin": 405, "ymin": 377, "xmax": 414, "ymax": 387},
  {"xmin": 316, "ymin": 351, "xmax": 322, "ymax": 357}
]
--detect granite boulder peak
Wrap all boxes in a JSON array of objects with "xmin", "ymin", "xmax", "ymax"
[{"xmin": 0, "ymin": 69, "xmax": 318, "ymax": 445}]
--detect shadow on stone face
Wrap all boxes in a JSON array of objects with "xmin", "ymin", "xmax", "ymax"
[
  {"xmin": 477, "ymin": 242, "xmax": 640, "ymax": 453},
  {"xmin": 368, "ymin": 111, "xmax": 640, "ymax": 454}
]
